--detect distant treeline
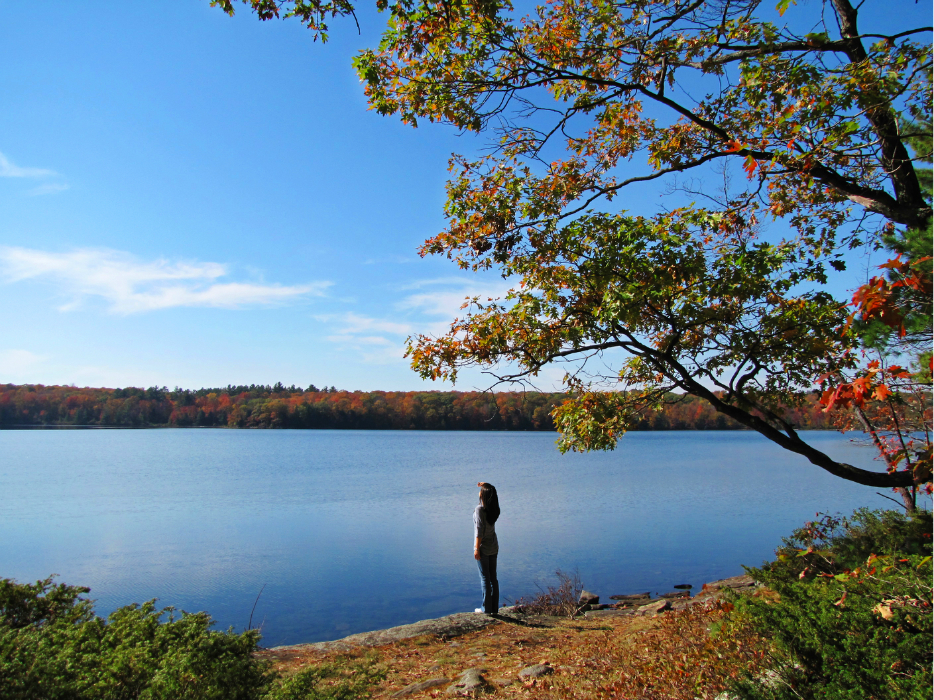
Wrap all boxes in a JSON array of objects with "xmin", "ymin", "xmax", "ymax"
[{"xmin": 0, "ymin": 383, "xmax": 832, "ymax": 431}]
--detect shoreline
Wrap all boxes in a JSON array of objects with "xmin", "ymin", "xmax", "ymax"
[
  {"xmin": 257, "ymin": 573, "xmax": 762, "ymax": 699},
  {"xmin": 268, "ymin": 573, "xmax": 756, "ymax": 653},
  {"xmin": 1, "ymin": 423, "xmax": 845, "ymax": 432}
]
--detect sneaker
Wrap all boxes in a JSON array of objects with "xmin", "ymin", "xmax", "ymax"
[{"xmin": 474, "ymin": 608, "xmax": 483, "ymax": 613}]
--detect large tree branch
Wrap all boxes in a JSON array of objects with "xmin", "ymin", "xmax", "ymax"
[
  {"xmin": 496, "ymin": 332, "xmax": 917, "ymax": 488},
  {"xmin": 829, "ymin": 0, "xmax": 929, "ymax": 226},
  {"xmin": 681, "ymin": 29, "xmax": 933, "ymax": 67},
  {"xmin": 667, "ymin": 360, "xmax": 916, "ymax": 487}
]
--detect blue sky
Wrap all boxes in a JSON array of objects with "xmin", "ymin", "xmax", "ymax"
[
  {"xmin": 0, "ymin": 1, "xmax": 927, "ymax": 391},
  {"xmin": 0, "ymin": 1, "xmax": 512, "ymax": 391}
]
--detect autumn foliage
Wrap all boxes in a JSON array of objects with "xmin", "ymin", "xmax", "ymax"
[{"xmin": 0, "ymin": 383, "xmax": 834, "ymax": 431}]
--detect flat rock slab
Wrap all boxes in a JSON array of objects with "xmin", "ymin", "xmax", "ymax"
[
  {"xmin": 583, "ymin": 608, "xmax": 635, "ymax": 619},
  {"xmin": 633, "ymin": 599, "xmax": 671, "ymax": 616},
  {"xmin": 518, "ymin": 663, "xmax": 554, "ymax": 678},
  {"xmin": 392, "ymin": 678, "xmax": 450, "ymax": 698},
  {"xmin": 704, "ymin": 574, "xmax": 755, "ymax": 590},
  {"xmin": 273, "ymin": 612, "xmax": 501, "ymax": 653}
]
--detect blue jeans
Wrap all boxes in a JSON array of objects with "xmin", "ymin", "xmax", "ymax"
[{"xmin": 476, "ymin": 553, "xmax": 499, "ymax": 614}]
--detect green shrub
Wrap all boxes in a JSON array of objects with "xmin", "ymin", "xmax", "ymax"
[
  {"xmin": 764, "ymin": 508, "xmax": 932, "ymax": 580},
  {"xmin": 0, "ymin": 576, "xmax": 94, "ymax": 628},
  {"xmin": 0, "ymin": 576, "xmax": 382, "ymax": 700},
  {"xmin": 263, "ymin": 658, "xmax": 384, "ymax": 700},
  {"xmin": 729, "ymin": 508, "xmax": 933, "ymax": 700}
]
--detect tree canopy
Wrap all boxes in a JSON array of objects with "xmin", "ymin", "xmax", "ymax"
[{"xmin": 221, "ymin": 0, "xmax": 932, "ymax": 491}]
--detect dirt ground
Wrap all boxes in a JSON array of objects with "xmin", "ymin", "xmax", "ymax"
[{"xmin": 257, "ymin": 611, "xmax": 664, "ymax": 698}]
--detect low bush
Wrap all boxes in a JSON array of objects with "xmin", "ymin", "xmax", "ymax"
[
  {"xmin": 728, "ymin": 508, "xmax": 932, "ymax": 700},
  {"xmin": 512, "ymin": 569, "xmax": 584, "ymax": 617},
  {"xmin": 0, "ymin": 576, "xmax": 382, "ymax": 700}
]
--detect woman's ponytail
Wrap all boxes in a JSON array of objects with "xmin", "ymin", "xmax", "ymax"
[{"xmin": 480, "ymin": 483, "xmax": 500, "ymax": 525}]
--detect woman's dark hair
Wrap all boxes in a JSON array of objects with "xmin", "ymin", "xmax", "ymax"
[{"xmin": 479, "ymin": 483, "xmax": 500, "ymax": 525}]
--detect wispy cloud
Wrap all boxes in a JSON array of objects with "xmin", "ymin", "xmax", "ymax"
[
  {"xmin": 397, "ymin": 277, "xmax": 512, "ymax": 320},
  {"xmin": 0, "ymin": 152, "xmax": 57, "ymax": 178},
  {"xmin": 320, "ymin": 313, "xmax": 412, "ymax": 364},
  {"xmin": 362, "ymin": 254, "xmax": 417, "ymax": 265},
  {"xmin": 0, "ymin": 247, "xmax": 330, "ymax": 314},
  {"xmin": 319, "ymin": 278, "xmax": 512, "ymax": 366},
  {"xmin": 0, "ymin": 348, "xmax": 48, "ymax": 375},
  {"xmin": 26, "ymin": 182, "xmax": 70, "ymax": 196},
  {"xmin": 332, "ymin": 312, "xmax": 414, "ymax": 336},
  {"xmin": 0, "ymin": 151, "xmax": 68, "ymax": 195}
]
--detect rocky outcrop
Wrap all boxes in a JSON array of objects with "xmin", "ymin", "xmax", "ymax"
[
  {"xmin": 271, "ymin": 574, "xmax": 759, "ymax": 654},
  {"xmin": 274, "ymin": 611, "xmax": 502, "ymax": 653}
]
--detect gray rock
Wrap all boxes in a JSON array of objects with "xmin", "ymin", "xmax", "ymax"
[
  {"xmin": 634, "ymin": 599, "xmax": 671, "ymax": 616},
  {"xmin": 583, "ymin": 608, "xmax": 634, "ymax": 618},
  {"xmin": 274, "ymin": 612, "xmax": 499, "ymax": 653},
  {"xmin": 518, "ymin": 663, "xmax": 554, "ymax": 678},
  {"xmin": 688, "ymin": 574, "xmax": 759, "ymax": 606},
  {"xmin": 704, "ymin": 574, "xmax": 755, "ymax": 590},
  {"xmin": 447, "ymin": 668, "xmax": 493, "ymax": 696},
  {"xmin": 392, "ymin": 678, "xmax": 450, "ymax": 698},
  {"xmin": 609, "ymin": 592, "xmax": 650, "ymax": 600},
  {"xmin": 610, "ymin": 596, "xmax": 653, "ymax": 609},
  {"xmin": 578, "ymin": 590, "xmax": 599, "ymax": 606}
]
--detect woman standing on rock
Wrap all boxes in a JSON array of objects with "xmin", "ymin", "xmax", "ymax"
[{"xmin": 473, "ymin": 482, "xmax": 500, "ymax": 615}]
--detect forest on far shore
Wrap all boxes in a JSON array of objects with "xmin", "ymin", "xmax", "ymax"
[{"xmin": 0, "ymin": 383, "xmax": 833, "ymax": 431}]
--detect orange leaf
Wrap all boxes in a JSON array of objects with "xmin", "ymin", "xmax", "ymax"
[{"xmin": 872, "ymin": 384, "xmax": 891, "ymax": 401}]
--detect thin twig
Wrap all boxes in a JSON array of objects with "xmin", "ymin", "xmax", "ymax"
[
  {"xmin": 248, "ymin": 583, "xmax": 267, "ymax": 631},
  {"xmin": 875, "ymin": 491, "xmax": 909, "ymax": 511}
]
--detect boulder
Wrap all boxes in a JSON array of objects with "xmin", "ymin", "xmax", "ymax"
[
  {"xmin": 447, "ymin": 668, "xmax": 493, "ymax": 696},
  {"xmin": 659, "ymin": 590, "xmax": 691, "ymax": 599},
  {"xmin": 392, "ymin": 678, "xmax": 450, "ymax": 698},
  {"xmin": 609, "ymin": 592, "xmax": 650, "ymax": 600},
  {"xmin": 518, "ymin": 663, "xmax": 554, "ymax": 679},
  {"xmin": 489, "ymin": 677, "xmax": 514, "ymax": 688},
  {"xmin": 634, "ymin": 599, "xmax": 671, "ymax": 616},
  {"xmin": 578, "ymin": 590, "xmax": 599, "ymax": 606}
]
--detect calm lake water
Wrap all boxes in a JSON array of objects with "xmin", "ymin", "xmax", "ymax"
[{"xmin": 0, "ymin": 429, "xmax": 916, "ymax": 646}]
